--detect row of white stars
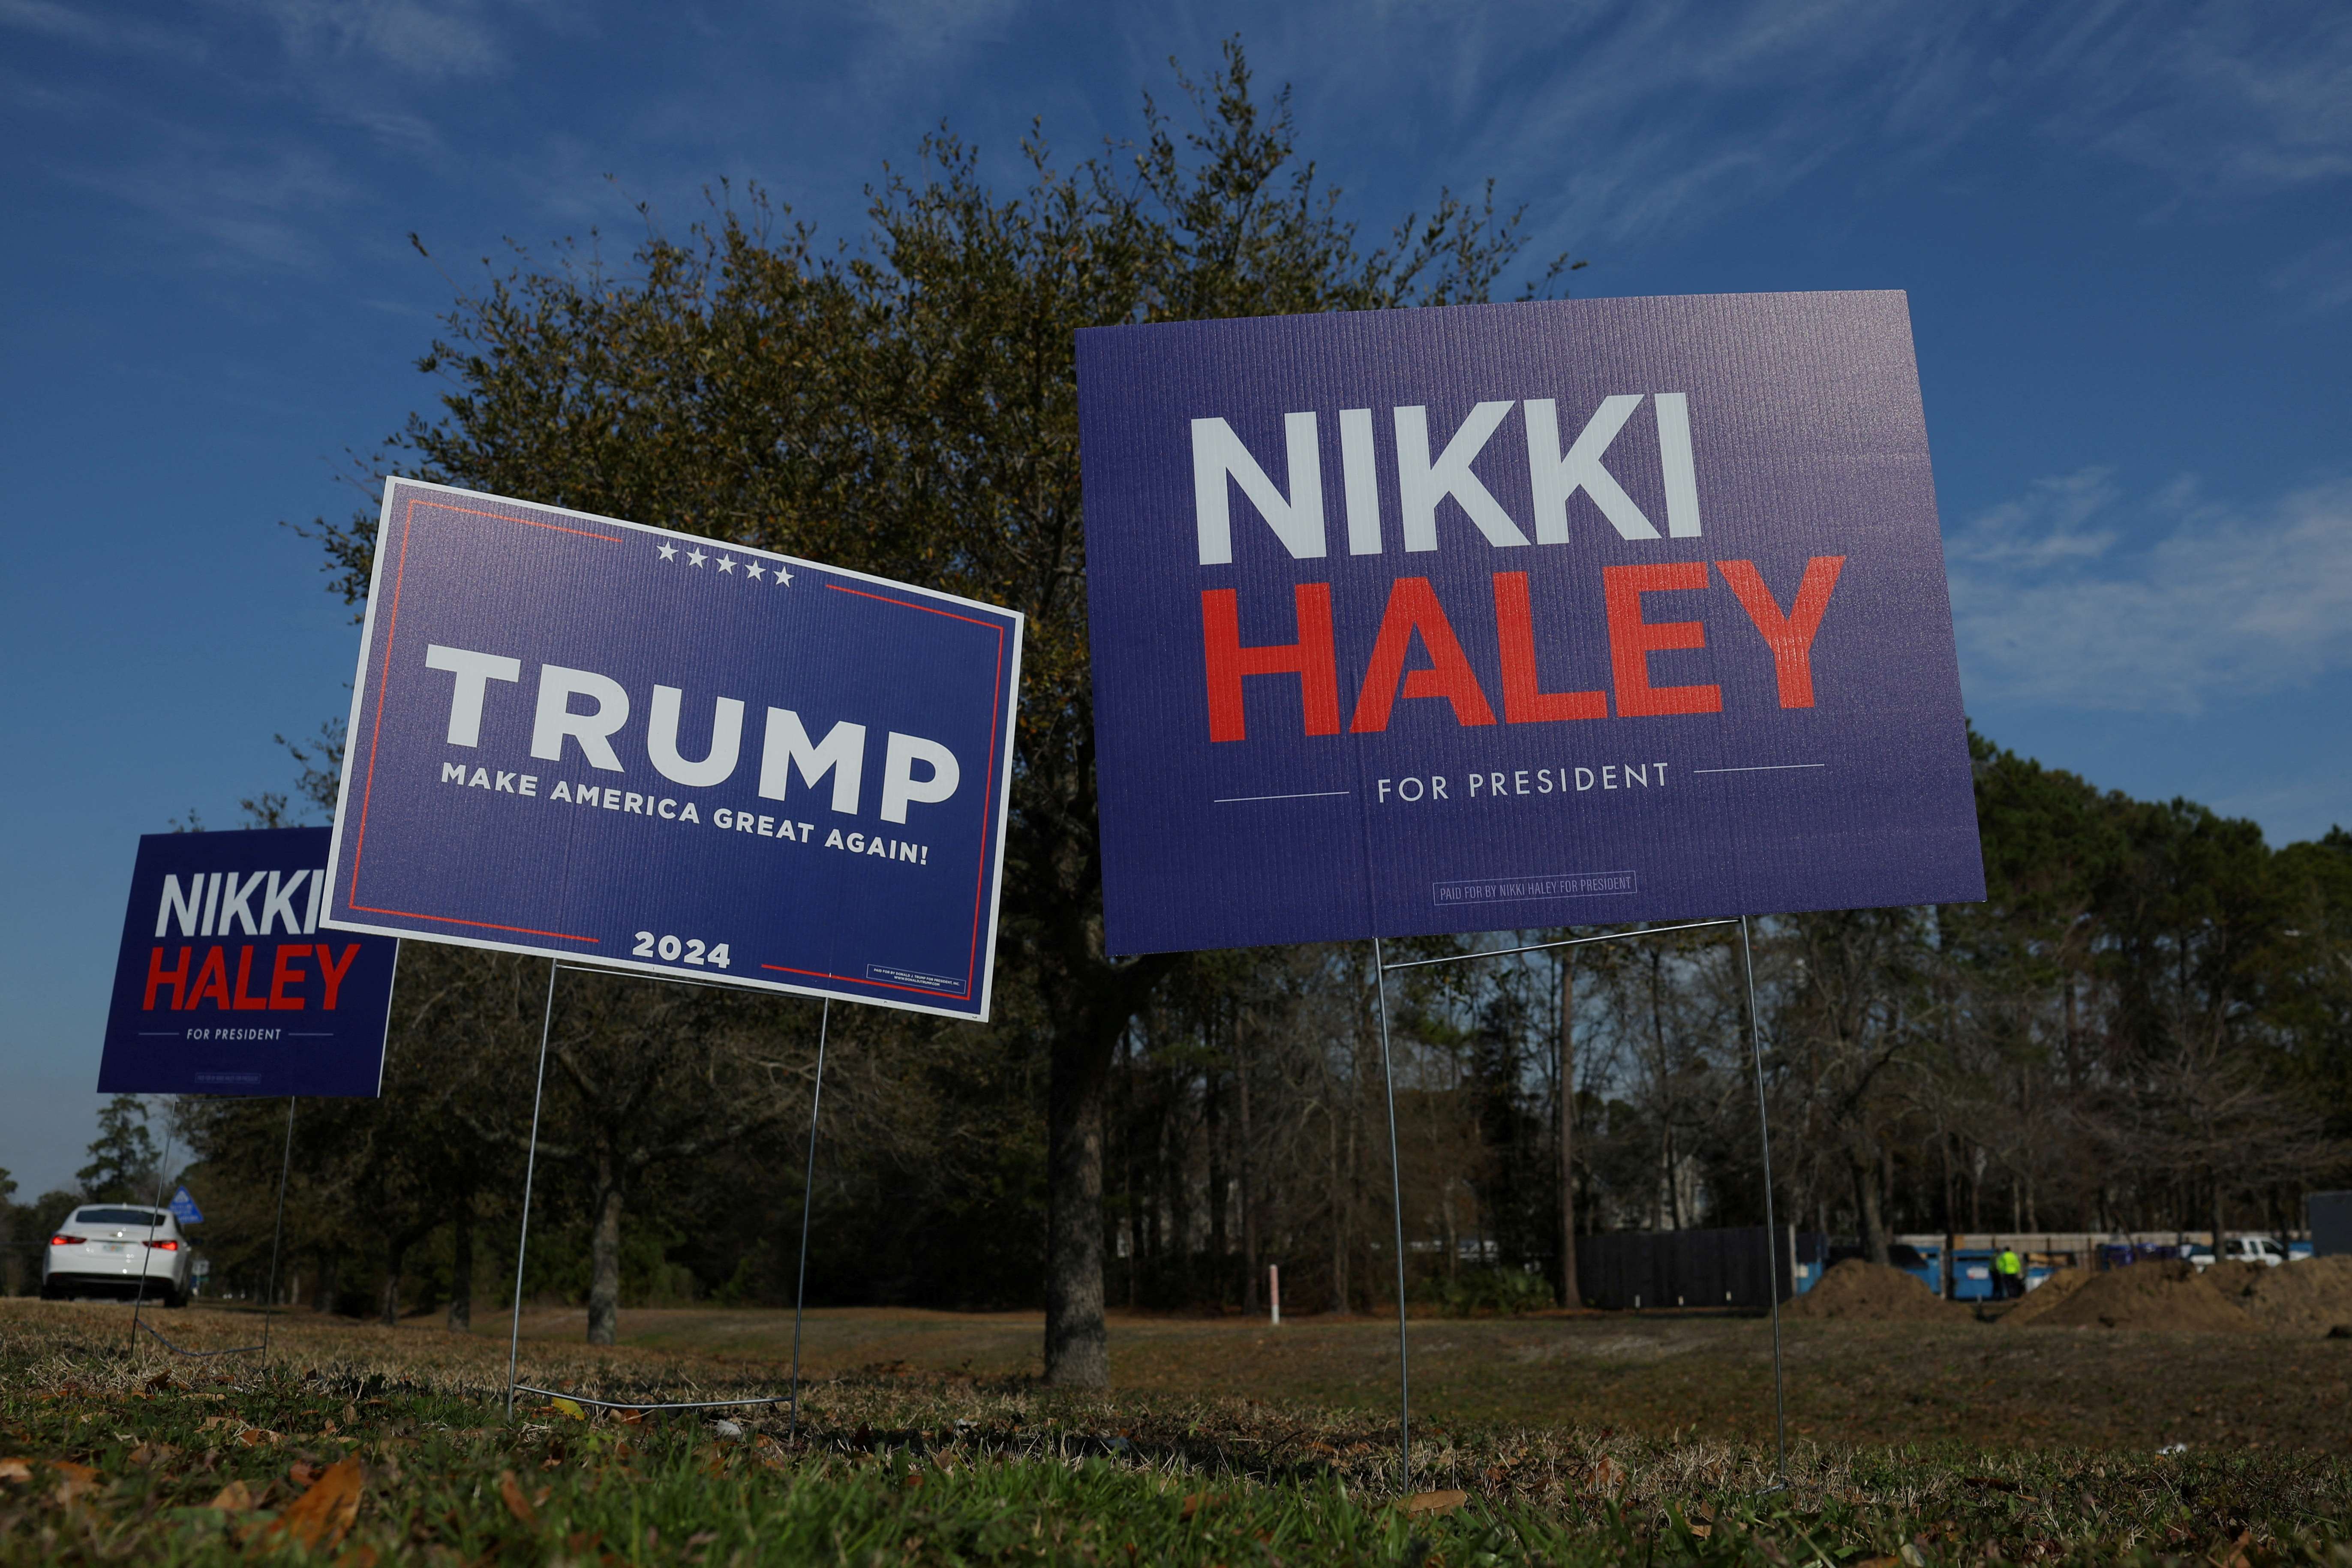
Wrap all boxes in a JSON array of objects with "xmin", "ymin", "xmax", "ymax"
[{"xmin": 655, "ymin": 540, "xmax": 794, "ymax": 584}]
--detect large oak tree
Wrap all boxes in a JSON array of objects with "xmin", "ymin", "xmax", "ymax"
[{"xmin": 311, "ymin": 46, "xmax": 1554, "ymax": 1378}]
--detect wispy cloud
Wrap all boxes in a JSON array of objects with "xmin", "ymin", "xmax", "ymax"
[
  {"xmin": 227, "ymin": 0, "xmax": 504, "ymax": 81},
  {"xmin": 2044, "ymin": 5, "xmax": 2352, "ymax": 196},
  {"xmin": 2269, "ymin": 236, "xmax": 2352, "ymax": 313},
  {"xmin": 0, "ymin": 0, "xmax": 200, "ymax": 58},
  {"xmin": 1949, "ymin": 469, "xmax": 2352, "ymax": 714},
  {"xmin": 59, "ymin": 132, "xmax": 357, "ymax": 271},
  {"xmin": 1253, "ymin": 0, "xmax": 2352, "ymax": 252}
]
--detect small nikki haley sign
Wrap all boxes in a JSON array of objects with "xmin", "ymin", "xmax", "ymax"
[
  {"xmin": 100, "ymin": 828, "xmax": 395, "ymax": 1096},
  {"xmin": 1078, "ymin": 291, "xmax": 1985, "ymax": 955}
]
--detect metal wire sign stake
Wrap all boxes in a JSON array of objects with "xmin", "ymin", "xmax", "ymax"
[
  {"xmin": 1367, "ymin": 916, "xmax": 1791, "ymax": 1490},
  {"xmin": 504, "ymin": 967, "xmax": 837, "ymax": 1427},
  {"xmin": 303, "ymin": 482, "xmax": 1025, "ymax": 1431}
]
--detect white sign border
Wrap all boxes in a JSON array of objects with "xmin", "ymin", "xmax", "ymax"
[{"xmin": 321, "ymin": 475, "xmax": 1025, "ymax": 1024}]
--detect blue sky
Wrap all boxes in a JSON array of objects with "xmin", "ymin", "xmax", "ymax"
[{"xmin": 3, "ymin": 0, "xmax": 2347, "ymax": 1195}]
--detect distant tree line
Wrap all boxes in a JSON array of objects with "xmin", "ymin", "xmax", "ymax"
[
  {"xmin": 16, "ymin": 727, "xmax": 2343, "ymax": 1322},
  {"xmin": 12, "ymin": 46, "xmax": 2346, "ymax": 1353}
]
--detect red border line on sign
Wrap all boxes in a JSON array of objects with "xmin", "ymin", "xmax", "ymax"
[
  {"xmin": 781, "ymin": 583, "xmax": 1014, "ymax": 1003},
  {"xmin": 346, "ymin": 496, "xmax": 1009, "ymax": 1003},
  {"xmin": 348, "ymin": 494, "xmax": 420, "ymax": 903},
  {"xmin": 825, "ymin": 582, "xmax": 1003, "ymax": 628},
  {"xmin": 348, "ymin": 904, "xmax": 599, "ymax": 943},
  {"xmin": 419, "ymin": 499, "xmax": 625, "ymax": 544},
  {"xmin": 348, "ymin": 492, "xmax": 619, "ymax": 940},
  {"xmin": 758, "ymin": 962, "xmax": 967, "ymax": 998}
]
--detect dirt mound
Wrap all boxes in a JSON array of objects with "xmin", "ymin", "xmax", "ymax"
[
  {"xmin": 2000, "ymin": 1266, "xmax": 2098, "ymax": 1326},
  {"xmin": 1787, "ymin": 1259, "xmax": 1963, "ymax": 1321},
  {"xmin": 2207, "ymin": 1256, "xmax": 2352, "ymax": 1337},
  {"xmin": 2018, "ymin": 1259, "xmax": 2256, "ymax": 1332}
]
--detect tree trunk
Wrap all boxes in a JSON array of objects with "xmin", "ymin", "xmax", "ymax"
[
  {"xmin": 587, "ymin": 1170, "xmax": 623, "ymax": 1347},
  {"xmin": 1044, "ymin": 1025, "xmax": 1111, "ymax": 1385},
  {"xmin": 1883, "ymin": 1144, "xmax": 1897, "ymax": 1235},
  {"xmin": 1940, "ymin": 1135, "xmax": 1957, "ymax": 1299},
  {"xmin": 1557, "ymin": 952, "xmax": 1580, "ymax": 1307},
  {"xmin": 1664, "ymin": 1123, "xmax": 1683, "ymax": 1230},
  {"xmin": 1853, "ymin": 1150, "xmax": 1889, "ymax": 1265},
  {"xmin": 313, "ymin": 1250, "xmax": 339, "ymax": 1314},
  {"xmin": 380, "ymin": 1236, "xmax": 406, "ymax": 1327},
  {"xmin": 1205, "ymin": 1066, "xmax": 1226, "ymax": 1305},
  {"xmin": 1238, "ymin": 1039, "xmax": 1259, "ymax": 1316},
  {"xmin": 1330, "ymin": 1101, "xmax": 1352, "ymax": 1313},
  {"xmin": 447, "ymin": 1194, "xmax": 474, "ymax": 1333}
]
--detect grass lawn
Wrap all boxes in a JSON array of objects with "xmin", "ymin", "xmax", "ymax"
[
  {"xmin": 521, "ymin": 1299, "xmax": 2352, "ymax": 1454},
  {"xmin": 4, "ymin": 1298, "xmax": 2350, "ymax": 1564}
]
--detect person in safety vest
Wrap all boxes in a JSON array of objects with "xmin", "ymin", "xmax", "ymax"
[{"xmin": 1995, "ymin": 1245, "xmax": 2025, "ymax": 1299}]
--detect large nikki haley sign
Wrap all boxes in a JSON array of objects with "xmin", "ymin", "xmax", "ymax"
[
  {"xmin": 1078, "ymin": 291, "xmax": 1983, "ymax": 955},
  {"xmin": 323, "ymin": 479, "xmax": 1023, "ymax": 1021},
  {"xmin": 100, "ymin": 828, "xmax": 395, "ymax": 1096}
]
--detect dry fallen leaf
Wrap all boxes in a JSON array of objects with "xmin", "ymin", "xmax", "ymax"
[
  {"xmin": 261, "ymin": 1455, "xmax": 364, "ymax": 1552},
  {"xmin": 333, "ymin": 1547, "xmax": 380, "ymax": 1568},
  {"xmin": 1399, "ymin": 1489, "xmax": 1470, "ymax": 1517},
  {"xmin": 547, "ymin": 1398, "xmax": 586, "ymax": 1422},
  {"xmin": 207, "ymin": 1479, "xmax": 258, "ymax": 1511},
  {"xmin": 290, "ymin": 1459, "xmax": 329, "ymax": 1488},
  {"xmin": 0, "ymin": 1458, "xmax": 31, "ymax": 1484},
  {"xmin": 236, "ymin": 1429, "xmax": 283, "ymax": 1448},
  {"xmin": 48, "ymin": 1460, "xmax": 100, "ymax": 1506},
  {"xmin": 499, "ymin": 1469, "xmax": 538, "ymax": 1529},
  {"xmin": 128, "ymin": 1442, "xmax": 178, "ymax": 1467},
  {"xmin": 1181, "ymin": 1491, "xmax": 1221, "ymax": 1520}
]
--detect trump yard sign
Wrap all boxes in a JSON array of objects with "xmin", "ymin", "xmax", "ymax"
[
  {"xmin": 322, "ymin": 479, "xmax": 1023, "ymax": 1021},
  {"xmin": 1078, "ymin": 291, "xmax": 1983, "ymax": 955},
  {"xmin": 100, "ymin": 826, "xmax": 396, "ymax": 1096}
]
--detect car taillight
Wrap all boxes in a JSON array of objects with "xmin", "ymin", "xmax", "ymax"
[
  {"xmin": 145, "ymin": 1239, "xmax": 180, "ymax": 1252},
  {"xmin": 51, "ymin": 1234, "xmax": 87, "ymax": 1246}
]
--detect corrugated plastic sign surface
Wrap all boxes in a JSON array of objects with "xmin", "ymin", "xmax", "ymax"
[
  {"xmin": 324, "ymin": 480, "xmax": 1022, "ymax": 1021},
  {"xmin": 101, "ymin": 826, "xmax": 394, "ymax": 1096},
  {"xmin": 1078, "ymin": 291, "xmax": 1983, "ymax": 954}
]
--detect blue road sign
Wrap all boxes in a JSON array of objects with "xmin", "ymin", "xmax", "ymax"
[
  {"xmin": 99, "ymin": 826, "xmax": 395, "ymax": 1096},
  {"xmin": 323, "ymin": 479, "xmax": 1024, "ymax": 1022},
  {"xmin": 170, "ymin": 1187, "xmax": 204, "ymax": 1224},
  {"xmin": 1077, "ymin": 292, "xmax": 1984, "ymax": 954}
]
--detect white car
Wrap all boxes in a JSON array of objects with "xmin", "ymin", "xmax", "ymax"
[
  {"xmin": 2184, "ymin": 1236, "xmax": 2288, "ymax": 1271},
  {"xmin": 41, "ymin": 1205, "xmax": 193, "ymax": 1306}
]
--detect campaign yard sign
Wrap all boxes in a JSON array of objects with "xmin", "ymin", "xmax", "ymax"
[
  {"xmin": 322, "ymin": 479, "xmax": 1023, "ymax": 1021},
  {"xmin": 99, "ymin": 827, "xmax": 395, "ymax": 1096},
  {"xmin": 1078, "ymin": 291, "xmax": 1984, "ymax": 956}
]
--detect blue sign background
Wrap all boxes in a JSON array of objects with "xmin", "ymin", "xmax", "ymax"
[
  {"xmin": 99, "ymin": 827, "xmax": 395, "ymax": 1096},
  {"xmin": 1078, "ymin": 292, "xmax": 1984, "ymax": 955},
  {"xmin": 324, "ymin": 479, "xmax": 1022, "ymax": 1021}
]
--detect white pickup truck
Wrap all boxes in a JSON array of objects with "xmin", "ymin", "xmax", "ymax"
[{"xmin": 2184, "ymin": 1236, "xmax": 2289, "ymax": 1270}]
